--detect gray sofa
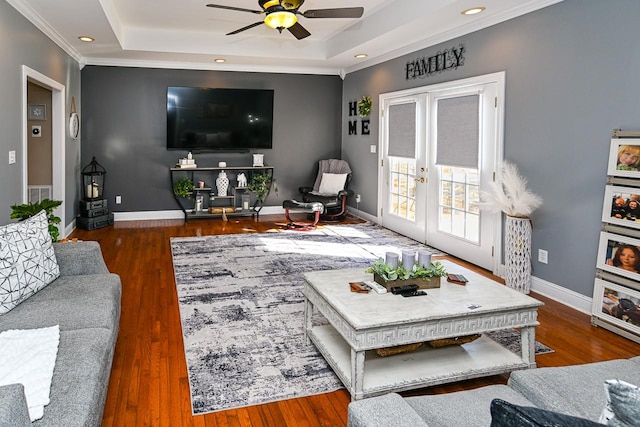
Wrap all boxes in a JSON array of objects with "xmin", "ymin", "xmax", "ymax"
[
  {"xmin": 0, "ymin": 242, "xmax": 121, "ymax": 426},
  {"xmin": 348, "ymin": 356, "xmax": 640, "ymax": 426}
]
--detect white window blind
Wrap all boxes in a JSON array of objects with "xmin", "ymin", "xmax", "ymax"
[
  {"xmin": 388, "ymin": 102, "xmax": 416, "ymax": 158},
  {"xmin": 436, "ymin": 95, "xmax": 480, "ymax": 168}
]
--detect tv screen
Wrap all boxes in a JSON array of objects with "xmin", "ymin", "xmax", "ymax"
[{"xmin": 167, "ymin": 87, "xmax": 274, "ymax": 152}]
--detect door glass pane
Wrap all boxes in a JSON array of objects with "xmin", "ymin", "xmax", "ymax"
[
  {"xmin": 389, "ymin": 157, "xmax": 417, "ymax": 220},
  {"xmin": 437, "ymin": 166, "xmax": 480, "ymax": 244}
]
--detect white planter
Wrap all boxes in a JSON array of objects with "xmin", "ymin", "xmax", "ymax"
[{"xmin": 505, "ymin": 215, "xmax": 532, "ymax": 294}]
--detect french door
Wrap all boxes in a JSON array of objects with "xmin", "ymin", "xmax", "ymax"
[{"xmin": 379, "ymin": 73, "xmax": 504, "ymax": 273}]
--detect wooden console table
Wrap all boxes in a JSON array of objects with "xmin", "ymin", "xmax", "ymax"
[{"xmin": 169, "ymin": 165, "xmax": 274, "ymax": 221}]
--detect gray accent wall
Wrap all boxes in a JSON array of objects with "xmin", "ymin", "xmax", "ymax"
[
  {"xmin": 80, "ymin": 66, "xmax": 343, "ymax": 211},
  {"xmin": 342, "ymin": 0, "xmax": 640, "ymax": 297},
  {"xmin": 0, "ymin": 1, "xmax": 81, "ymax": 228}
]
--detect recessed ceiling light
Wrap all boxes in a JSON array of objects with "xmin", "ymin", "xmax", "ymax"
[
  {"xmin": 354, "ymin": 54, "xmax": 368, "ymax": 59},
  {"xmin": 214, "ymin": 58, "xmax": 226, "ymax": 63},
  {"xmin": 461, "ymin": 7, "xmax": 485, "ymax": 15},
  {"xmin": 78, "ymin": 36, "xmax": 95, "ymax": 42}
]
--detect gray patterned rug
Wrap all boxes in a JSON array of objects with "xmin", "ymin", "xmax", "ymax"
[{"xmin": 170, "ymin": 223, "xmax": 551, "ymax": 415}]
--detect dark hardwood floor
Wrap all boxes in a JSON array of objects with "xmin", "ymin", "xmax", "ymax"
[{"xmin": 68, "ymin": 215, "xmax": 640, "ymax": 426}]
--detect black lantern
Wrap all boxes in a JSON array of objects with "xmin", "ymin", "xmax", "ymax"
[{"xmin": 81, "ymin": 156, "xmax": 106, "ymax": 201}]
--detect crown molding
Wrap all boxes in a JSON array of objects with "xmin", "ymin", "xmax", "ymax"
[
  {"xmin": 8, "ymin": 0, "xmax": 563, "ymax": 78},
  {"xmin": 83, "ymin": 56, "xmax": 343, "ymax": 76},
  {"xmin": 343, "ymin": 0, "xmax": 564, "ymax": 76},
  {"xmin": 6, "ymin": 0, "xmax": 84, "ymax": 65}
]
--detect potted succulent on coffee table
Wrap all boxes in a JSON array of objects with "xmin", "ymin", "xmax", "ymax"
[{"xmin": 366, "ymin": 258, "xmax": 447, "ymax": 290}]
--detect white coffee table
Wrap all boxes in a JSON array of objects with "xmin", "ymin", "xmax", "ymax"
[{"xmin": 302, "ymin": 260, "xmax": 544, "ymax": 401}]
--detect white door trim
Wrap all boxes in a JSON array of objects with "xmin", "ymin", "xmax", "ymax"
[
  {"xmin": 21, "ymin": 65, "xmax": 66, "ymax": 236},
  {"xmin": 377, "ymin": 71, "xmax": 505, "ymax": 275}
]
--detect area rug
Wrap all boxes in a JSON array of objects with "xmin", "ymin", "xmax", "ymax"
[
  {"xmin": 485, "ymin": 329, "xmax": 553, "ymax": 356},
  {"xmin": 170, "ymin": 222, "xmax": 551, "ymax": 415}
]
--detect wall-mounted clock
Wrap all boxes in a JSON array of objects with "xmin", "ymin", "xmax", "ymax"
[{"xmin": 69, "ymin": 112, "xmax": 80, "ymax": 139}]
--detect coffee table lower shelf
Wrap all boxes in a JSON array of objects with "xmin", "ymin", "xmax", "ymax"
[{"xmin": 307, "ymin": 324, "xmax": 529, "ymax": 400}]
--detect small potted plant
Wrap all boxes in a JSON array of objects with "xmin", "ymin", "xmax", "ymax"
[
  {"xmin": 11, "ymin": 199, "xmax": 63, "ymax": 242},
  {"xmin": 173, "ymin": 178, "xmax": 194, "ymax": 198},
  {"xmin": 247, "ymin": 172, "xmax": 277, "ymax": 202},
  {"xmin": 366, "ymin": 258, "xmax": 447, "ymax": 289}
]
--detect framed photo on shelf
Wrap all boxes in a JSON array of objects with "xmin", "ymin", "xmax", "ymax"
[
  {"xmin": 592, "ymin": 278, "xmax": 640, "ymax": 336},
  {"xmin": 601, "ymin": 185, "xmax": 640, "ymax": 230},
  {"xmin": 608, "ymin": 139, "xmax": 640, "ymax": 178},
  {"xmin": 597, "ymin": 232, "xmax": 640, "ymax": 282}
]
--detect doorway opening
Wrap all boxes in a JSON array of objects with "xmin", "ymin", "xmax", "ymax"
[{"xmin": 21, "ymin": 66, "xmax": 66, "ymax": 237}]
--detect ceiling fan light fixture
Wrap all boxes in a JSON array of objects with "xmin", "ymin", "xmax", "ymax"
[{"xmin": 264, "ymin": 11, "xmax": 297, "ymax": 30}]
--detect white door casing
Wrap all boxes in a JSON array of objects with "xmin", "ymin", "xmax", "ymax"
[
  {"xmin": 378, "ymin": 72, "xmax": 505, "ymax": 274},
  {"xmin": 21, "ymin": 66, "xmax": 66, "ymax": 237}
]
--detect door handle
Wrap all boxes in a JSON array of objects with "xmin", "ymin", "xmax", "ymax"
[{"xmin": 415, "ymin": 177, "xmax": 425, "ymax": 183}]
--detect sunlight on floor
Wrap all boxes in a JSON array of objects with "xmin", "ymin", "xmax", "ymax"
[
  {"xmin": 257, "ymin": 237, "xmax": 379, "ymax": 259},
  {"xmin": 321, "ymin": 225, "xmax": 372, "ymax": 238}
]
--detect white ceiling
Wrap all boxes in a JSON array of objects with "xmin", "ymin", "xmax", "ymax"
[{"xmin": 8, "ymin": 0, "xmax": 562, "ymax": 76}]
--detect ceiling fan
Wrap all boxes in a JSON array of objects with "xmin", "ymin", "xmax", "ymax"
[{"xmin": 206, "ymin": 0, "xmax": 364, "ymax": 40}]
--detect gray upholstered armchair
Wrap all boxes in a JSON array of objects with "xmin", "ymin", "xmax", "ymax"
[{"xmin": 299, "ymin": 159, "xmax": 353, "ymax": 220}]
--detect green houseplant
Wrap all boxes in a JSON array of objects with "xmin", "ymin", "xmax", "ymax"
[
  {"xmin": 366, "ymin": 258, "xmax": 447, "ymax": 281},
  {"xmin": 11, "ymin": 199, "xmax": 63, "ymax": 242},
  {"xmin": 173, "ymin": 178, "xmax": 194, "ymax": 198},
  {"xmin": 247, "ymin": 172, "xmax": 277, "ymax": 202}
]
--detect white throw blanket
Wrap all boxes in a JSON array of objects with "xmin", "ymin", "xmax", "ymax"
[{"xmin": 0, "ymin": 325, "xmax": 60, "ymax": 421}]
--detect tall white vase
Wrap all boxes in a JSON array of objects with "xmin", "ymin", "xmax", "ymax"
[
  {"xmin": 216, "ymin": 170, "xmax": 229, "ymax": 196},
  {"xmin": 505, "ymin": 215, "xmax": 532, "ymax": 294}
]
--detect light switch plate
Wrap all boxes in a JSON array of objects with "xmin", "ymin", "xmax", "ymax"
[{"xmin": 8, "ymin": 150, "xmax": 16, "ymax": 164}]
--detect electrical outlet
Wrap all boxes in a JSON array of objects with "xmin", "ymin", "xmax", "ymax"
[
  {"xmin": 355, "ymin": 194, "xmax": 361, "ymax": 203},
  {"xmin": 538, "ymin": 249, "xmax": 548, "ymax": 264},
  {"xmin": 115, "ymin": 195, "xmax": 122, "ymax": 204}
]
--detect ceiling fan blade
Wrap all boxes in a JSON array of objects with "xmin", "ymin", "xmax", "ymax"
[
  {"xmin": 288, "ymin": 22, "xmax": 311, "ymax": 40},
  {"xmin": 227, "ymin": 21, "xmax": 264, "ymax": 36},
  {"xmin": 302, "ymin": 7, "xmax": 364, "ymax": 19},
  {"xmin": 206, "ymin": 4, "xmax": 263, "ymax": 15}
]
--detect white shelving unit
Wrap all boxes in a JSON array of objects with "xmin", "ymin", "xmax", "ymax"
[{"xmin": 591, "ymin": 129, "xmax": 640, "ymax": 344}]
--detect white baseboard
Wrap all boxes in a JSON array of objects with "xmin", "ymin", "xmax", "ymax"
[
  {"xmin": 347, "ymin": 207, "xmax": 378, "ymax": 223},
  {"xmin": 531, "ymin": 275, "xmax": 592, "ymax": 315},
  {"xmin": 483, "ymin": 266, "xmax": 593, "ymax": 315},
  {"xmin": 112, "ymin": 206, "xmax": 287, "ymax": 222},
  {"xmin": 113, "ymin": 210, "xmax": 184, "ymax": 221},
  {"xmin": 63, "ymin": 218, "xmax": 76, "ymax": 239}
]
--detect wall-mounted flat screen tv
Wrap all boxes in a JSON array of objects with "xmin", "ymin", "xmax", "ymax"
[{"xmin": 167, "ymin": 86, "xmax": 274, "ymax": 152}]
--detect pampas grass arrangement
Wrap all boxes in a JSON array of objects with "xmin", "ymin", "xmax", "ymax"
[{"xmin": 481, "ymin": 161, "xmax": 543, "ymax": 217}]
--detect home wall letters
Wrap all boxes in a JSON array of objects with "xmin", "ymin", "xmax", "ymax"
[{"xmin": 347, "ymin": 100, "xmax": 370, "ymax": 135}]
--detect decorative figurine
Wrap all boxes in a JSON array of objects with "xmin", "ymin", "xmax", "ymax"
[{"xmin": 237, "ymin": 173, "xmax": 247, "ymax": 188}]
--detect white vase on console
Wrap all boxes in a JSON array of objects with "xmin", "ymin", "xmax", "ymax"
[{"xmin": 216, "ymin": 170, "xmax": 229, "ymax": 196}]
